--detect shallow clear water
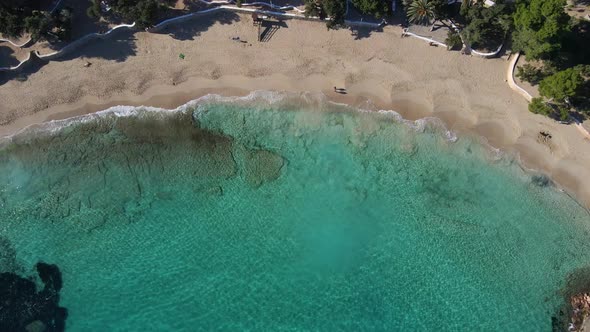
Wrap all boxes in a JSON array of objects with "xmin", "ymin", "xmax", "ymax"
[{"xmin": 1, "ymin": 93, "xmax": 590, "ymax": 331}]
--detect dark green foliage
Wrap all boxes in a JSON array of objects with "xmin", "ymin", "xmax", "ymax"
[
  {"xmin": 445, "ymin": 30, "xmax": 462, "ymax": 50},
  {"xmin": 87, "ymin": 0, "xmax": 102, "ymax": 18},
  {"xmin": 461, "ymin": 0, "xmax": 511, "ymax": 50},
  {"xmin": 516, "ymin": 63, "xmax": 547, "ymax": 85},
  {"xmin": 406, "ymin": 0, "xmax": 457, "ymax": 27},
  {"xmin": 0, "ymin": 0, "xmax": 36, "ymax": 37},
  {"xmin": 430, "ymin": 0, "xmax": 453, "ymax": 21},
  {"xmin": 560, "ymin": 19, "xmax": 590, "ymax": 68},
  {"xmin": 512, "ymin": 0, "xmax": 571, "ymax": 60},
  {"xmin": 558, "ymin": 106, "xmax": 569, "ymax": 121},
  {"xmin": 352, "ymin": 0, "xmax": 389, "ymax": 18},
  {"xmin": 54, "ymin": 7, "xmax": 73, "ymax": 40},
  {"xmin": 304, "ymin": 0, "xmax": 322, "ymax": 17},
  {"xmin": 0, "ymin": 10, "xmax": 24, "ymax": 37},
  {"xmin": 539, "ymin": 66, "xmax": 587, "ymax": 103},
  {"xmin": 406, "ymin": 0, "xmax": 435, "ymax": 25},
  {"xmin": 109, "ymin": 0, "xmax": 162, "ymax": 28},
  {"xmin": 304, "ymin": 0, "xmax": 346, "ymax": 30},
  {"xmin": 528, "ymin": 97, "xmax": 552, "ymax": 115},
  {"xmin": 24, "ymin": 10, "xmax": 52, "ymax": 40}
]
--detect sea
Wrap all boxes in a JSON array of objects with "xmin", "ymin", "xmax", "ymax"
[{"xmin": 1, "ymin": 91, "xmax": 590, "ymax": 331}]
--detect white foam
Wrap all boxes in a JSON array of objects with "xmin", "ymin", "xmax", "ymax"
[{"xmin": 4, "ymin": 90, "xmax": 460, "ymax": 144}]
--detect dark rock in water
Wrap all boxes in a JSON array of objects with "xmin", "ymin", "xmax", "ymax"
[
  {"xmin": 0, "ymin": 236, "xmax": 19, "ymax": 273},
  {"xmin": 0, "ymin": 262, "xmax": 67, "ymax": 332},
  {"xmin": 36, "ymin": 262, "xmax": 63, "ymax": 292},
  {"xmin": 532, "ymin": 175, "xmax": 552, "ymax": 187},
  {"xmin": 242, "ymin": 148, "xmax": 285, "ymax": 188},
  {"xmin": 553, "ymin": 267, "xmax": 590, "ymax": 332}
]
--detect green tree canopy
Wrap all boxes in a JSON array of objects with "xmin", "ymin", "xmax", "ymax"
[
  {"xmin": 528, "ymin": 97, "xmax": 553, "ymax": 115},
  {"xmin": 304, "ymin": 0, "xmax": 346, "ymax": 30},
  {"xmin": 461, "ymin": 1, "xmax": 512, "ymax": 50},
  {"xmin": 0, "ymin": 0, "xmax": 37, "ymax": 37},
  {"xmin": 109, "ymin": 0, "xmax": 161, "ymax": 28},
  {"xmin": 406, "ymin": 0, "xmax": 435, "ymax": 25},
  {"xmin": 512, "ymin": 0, "xmax": 571, "ymax": 60},
  {"xmin": 538, "ymin": 66, "xmax": 589, "ymax": 103},
  {"xmin": 352, "ymin": 0, "xmax": 389, "ymax": 18},
  {"xmin": 24, "ymin": 10, "xmax": 52, "ymax": 40}
]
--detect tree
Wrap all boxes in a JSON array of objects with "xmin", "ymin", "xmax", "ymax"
[
  {"xmin": 539, "ymin": 67, "xmax": 587, "ymax": 103},
  {"xmin": 461, "ymin": 0, "xmax": 512, "ymax": 50},
  {"xmin": 528, "ymin": 97, "xmax": 552, "ymax": 115},
  {"xmin": 352, "ymin": 0, "xmax": 389, "ymax": 18},
  {"xmin": 53, "ymin": 7, "xmax": 73, "ymax": 40},
  {"xmin": 406, "ymin": 0, "xmax": 435, "ymax": 25},
  {"xmin": 0, "ymin": 8, "xmax": 24, "ymax": 37},
  {"xmin": 24, "ymin": 10, "xmax": 52, "ymax": 41},
  {"xmin": 516, "ymin": 63, "xmax": 547, "ymax": 85},
  {"xmin": 87, "ymin": 0, "xmax": 101, "ymax": 18},
  {"xmin": 109, "ymin": 0, "xmax": 161, "ymax": 28},
  {"xmin": 323, "ymin": 0, "xmax": 346, "ymax": 29},
  {"xmin": 0, "ymin": 0, "xmax": 36, "ymax": 38},
  {"xmin": 512, "ymin": 0, "xmax": 571, "ymax": 60},
  {"xmin": 445, "ymin": 30, "xmax": 462, "ymax": 50},
  {"xmin": 304, "ymin": 0, "xmax": 346, "ymax": 30}
]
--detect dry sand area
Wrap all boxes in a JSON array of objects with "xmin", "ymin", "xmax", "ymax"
[{"xmin": 1, "ymin": 12, "xmax": 590, "ymax": 207}]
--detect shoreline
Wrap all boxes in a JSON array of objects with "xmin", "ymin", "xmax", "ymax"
[{"xmin": 2, "ymin": 12, "xmax": 590, "ymax": 208}]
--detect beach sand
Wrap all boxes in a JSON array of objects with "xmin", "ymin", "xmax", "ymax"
[{"xmin": 1, "ymin": 12, "xmax": 590, "ymax": 207}]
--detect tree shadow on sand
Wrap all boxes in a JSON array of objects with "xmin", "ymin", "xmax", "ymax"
[
  {"xmin": 0, "ymin": 45, "xmax": 21, "ymax": 68},
  {"xmin": 349, "ymin": 25, "xmax": 383, "ymax": 40},
  {"xmin": 155, "ymin": 11, "xmax": 240, "ymax": 41},
  {"xmin": 53, "ymin": 29, "xmax": 138, "ymax": 63}
]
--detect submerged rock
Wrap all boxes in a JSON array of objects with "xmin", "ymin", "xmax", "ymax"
[
  {"xmin": 553, "ymin": 267, "xmax": 590, "ymax": 332},
  {"xmin": 233, "ymin": 144, "xmax": 285, "ymax": 188},
  {"xmin": 0, "ymin": 262, "xmax": 67, "ymax": 332},
  {"xmin": 532, "ymin": 174, "xmax": 553, "ymax": 188}
]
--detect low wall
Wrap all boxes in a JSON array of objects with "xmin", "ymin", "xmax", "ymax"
[
  {"xmin": 3, "ymin": 3, "xmax": 382, "ymax": 72},
  {"xmin": 0, "ymin": 0, "xmax": 65, "ymax": 49},
  {"xmin": 402, "ymin": 29, "xmax": 447, "ymax": 48},
  {"xmin": 506, "ymin": 52, "xmax": 533, "ymax": 102},
  {"xmin": 38, "ymin": 23, "xmax": 136, "ymax": 61},
  {"xmin": 1, "ymin": 23, "xmax": 135, "ymax": 71},
  {"xmin": 471, "ymin": 43, "xmax": 503, "ymax": 58},
  {"xmin": 151, "ymin": 5, "xmax": 382, "ymax": 32},
  {"xmin": 506, "ymin": 52, "xmax": 590, "ymax": 140}
]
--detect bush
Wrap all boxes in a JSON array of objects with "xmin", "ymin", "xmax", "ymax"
[
  {"xmin": 539, "ymin": 67, "xmax": 585, "ymax": 103},
  {"xmin": 558, "ymin": 106, "xmax": 570, "ymax": 121},
  {"xmin": 87, "ymin": 0, "xmax": 102, "ymax": 18},
  {"xmin": 516, "ymin": 64, "xmax": 546, "ymax": 85},
  {"xmin": 352, "ymin": 0, "xmax": 390, "ymax": 19},
  {"xmin": 445, "ymin": 31, "xmax": 462, "ymax": 51},
  {"xmin": 528, "ymin": 97, "xmax": 552, "ymax": 116},
  {"xmin": 110, "ymin": 0, "xmax": 161, "ymax": 28}
]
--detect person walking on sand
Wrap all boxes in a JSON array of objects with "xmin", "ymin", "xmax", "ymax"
[{"xmin": 334, "ymin": 86, "xmax": 347, "ymax": 94}]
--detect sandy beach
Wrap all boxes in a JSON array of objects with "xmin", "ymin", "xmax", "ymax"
[{"xmin": 1, "ymin": 12, "xmax": 590, "ymax": 207}]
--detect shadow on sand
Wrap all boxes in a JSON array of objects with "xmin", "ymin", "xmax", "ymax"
[
  {"xmin": 259, "ymin": 20, "xmax": 288, "ymax": 42},
  {"xmin": 0, "ymin": 45, "xmax": 21, "ymax": 68},
  {"xmin": 53, "ymin": 29, "xmax": 139, "ymax": 63},
  {"xmin": 156, "ymin": 12, "xmax": 241, "ymax": 41}
]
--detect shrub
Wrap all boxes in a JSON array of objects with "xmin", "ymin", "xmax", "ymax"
[
  {"xmin": 445, "ymin": 31, "xmax": 462, "ymax": 51},
  {"xmin": 87, "ymin": 0, "xmax": 102, "ymax": 19},
  {"xmin": 528, "ymin": 97, "xmax": 552, "ymax": 116},
  {"xmin": 558, "ymin": 106, "xmax": 570, "ymax": 121},
  {"xmin": 516, "ymin": 64, "xmax": 546, "ymax": 85}
]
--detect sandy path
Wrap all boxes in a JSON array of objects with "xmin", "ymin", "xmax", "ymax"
[{"xmin": 1, "ymin": 12, "xmax": 590, "ymax": 207}]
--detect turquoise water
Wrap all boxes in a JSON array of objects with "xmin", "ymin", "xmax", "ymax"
[{"xmin": 1, "ymin": 93, "xmax": 590, "ymax": 331}]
